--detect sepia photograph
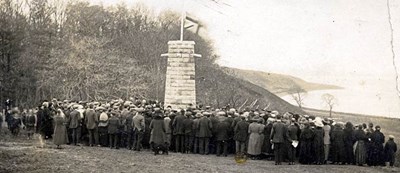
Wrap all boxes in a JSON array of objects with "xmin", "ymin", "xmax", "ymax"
[{"xmin": 0, "ymin": 0, "xmax": 400, "ymax": 172}]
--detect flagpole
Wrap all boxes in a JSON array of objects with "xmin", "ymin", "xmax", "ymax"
[{"xmin": 180, "ymin": 11, "xmax": 185, "ymax": 41}]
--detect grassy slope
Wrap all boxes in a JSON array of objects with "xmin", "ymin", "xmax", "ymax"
[{"xmin": 195, "ymin": 67, "xmax": 306, "ymax": 114}]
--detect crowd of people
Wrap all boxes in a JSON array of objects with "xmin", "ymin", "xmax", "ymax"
[{"xmin": 0, "ymin": 98, "xmax": 397, "ymax": 167}]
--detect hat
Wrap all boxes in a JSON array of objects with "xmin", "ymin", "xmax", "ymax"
[
  {"xmin": 72, "ymin": 104, "xmax": 80, "ymax": 109},
  {"xmin": 217, "ymin": 111, "xmax": 226, "ymax": 116},
  {"xmin": 95, "ymin": 107, "xmax": 105, "ymax": 111},
  {"xmin": 322, "ymin": 118, "xmax": 330, "ymax": 124},
  {"xmin": 203, "ymin": 112, "xmax": 211, "ymax": 116},
  {"xmin": 267, "ymin": 118, "xmax": 276, "ymax": 123},
  {"xmin": 368, "ymin": 122, "xmax": 373, "ymax": 127},
  {"xmin": 271, "ymin": 110, "xmax": 279, "ymax": 115},
  {"xmin": 195, "ymin": 113, "xmax": 202, "ymax": 118},
  {"xmin": 136, "ymin": 108, "xmax": 145, "ymax": 112},
  {"xmin": 314, "ymin": 119, "xmax": 324, "ymax": 127},
  {"xmin": 42, "ymin": 102, "xmax": 49, "ymax": 107},
  {"xmin": 389, "ymin": 135, "xmax": 395, "ymax": 139}
]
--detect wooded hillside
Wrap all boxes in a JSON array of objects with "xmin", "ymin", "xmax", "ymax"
[{"xmin": 0, "ymin": 0, "xmax": 304, "ymax": 114}]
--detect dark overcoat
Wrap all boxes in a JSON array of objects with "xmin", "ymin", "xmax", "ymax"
[
  {"xmin": 234, "ymin": 120, "xmax": 249, "ymax": 142},
  {"xmin": 215, "ymin": 121, "xmax": 230, "ymax": 141},
  {"xmin": 150, "ymin": 116, "xmax": 166, "ymax": 145},
  {"xmin": 198, "ymin": 117, "xmax": 212, "ymax": 138},
  {"xmin": 172, "ymin": 114, "xmax": 186, "ymax": 135}
]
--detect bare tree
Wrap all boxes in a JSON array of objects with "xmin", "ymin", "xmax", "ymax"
[
  {"xmin": 288, "ymin": 85, "xmax": 307, "ymax": 109},
  {"xmin": 321, "ymin": 93, "xmax": 337, "ymax": 117}
]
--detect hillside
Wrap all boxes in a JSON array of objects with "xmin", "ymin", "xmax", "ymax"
[
  {"xmin": 195, "ymin": 65, "xmax": 306, "ymax": 114},
  {"xmin": 225, "ymin": 67, "xmax": 342, "ymax": 96}
]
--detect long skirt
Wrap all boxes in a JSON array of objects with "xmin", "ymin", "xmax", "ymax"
[
  {"xmin": 355, "ymin": 140, "xmax": 367, "ymax": 165},
  {"xmin": 247, "ymin": 133, "xmax": 262, "ymax": 155},
  {"xmin": 299, "ymin": 141, "xmax": 314, "ymax": 164},
  {"xmin": 53, "ymin": 124, "xmax": 68, "ymax": 145}
]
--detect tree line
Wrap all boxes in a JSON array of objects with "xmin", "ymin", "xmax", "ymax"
[{"xmin": 0, "ymin": 0, "xmax": 305, "ymax": 114}]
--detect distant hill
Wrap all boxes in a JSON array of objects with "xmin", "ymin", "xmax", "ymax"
[
  {"xmin": 194, "ymin": 65, "xmax": 307, "ymax": 114},
  {"xmin": 224, "ymin": 67, "xmax": 343, "ymax": 96}
]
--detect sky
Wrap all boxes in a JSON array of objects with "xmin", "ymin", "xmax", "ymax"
[{"xmin": 91, "ymin": 0, "xmax": 400, "ymax": 117}]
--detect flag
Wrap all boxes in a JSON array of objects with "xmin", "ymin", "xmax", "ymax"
[{"xmin": 184, "ymin": 13, "xmax": 202, "ymax": 35}]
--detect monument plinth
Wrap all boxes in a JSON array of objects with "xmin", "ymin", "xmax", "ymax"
[{"xmin": 162, "ymin": 40, "xmax": 201, "ymax": 109}]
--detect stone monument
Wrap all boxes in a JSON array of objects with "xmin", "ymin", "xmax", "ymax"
[{"xmin": 162, "ymin": 40, "xmax": 201, "ymax": 109}]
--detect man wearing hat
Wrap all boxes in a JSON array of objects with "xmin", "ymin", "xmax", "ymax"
[
  {"xmin": 370, "ymin": 125, "xmax": 385, "ymax": 166},
  {"xmin": 322, "ymin": 118, "xmax": 331, "ymax": 164},
  {"xmin": 85, "ymin": 104, "xmax": 98, "ymax": 147},
  {"xmin": 233, "ymin": 115, "xmax": 249, "ymax": 154},
  {"xmin": 270, "ymin": 115, "xmax": 290, "ymax": 165},
  {"xmin": 172, "ymin": 111, "xmax": 186, "ymax": 153},
  {"xmin": 384, "ymin": 135, "xmax": 397, "ymax": 167},
  {"xmin": 69, "ymin": 105, "xmax": 82, "ymax": 145},
  {"xmin": 197, "ymin": 112, "xmax": 213, "ymax": 155},
  {"xmin": 97, "ymin": 107, "xmax": 108, "ymax": 146},
  {"xmin": 215, "ymin": 119, "xmax": 230, "ymax": 157},
  {"xmin": 183, "ymin": 111, "xmax": 194, "ymax": 153},
  {"xmin": 125, "ymin": 106, "xmax": 136, "ymax": 150},
  {"xmin": 163, "ymin": 111, "xmax": 173, "ymax": 150},
  {"xmin": 119, "ymin": 105, "xmax": 130, "ymax": 148},
  {"xmin": 132, "ymin": 107, "xmax": 145, "ymax": 151},
  {"xmin": 108, "ymin": 111, "xmax": 121, "ymax": 149},
  {"xmin": 192, "ymin": 113, "xmax": 202, "ymax": 153}
]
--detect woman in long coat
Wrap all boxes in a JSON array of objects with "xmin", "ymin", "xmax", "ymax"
[
  {"xmin": 343, "ymin": 122, "xmax": 355, "ymax": 165},
  {"xmin": 354, "ymin": 125, "xmax": 367, "ymax": 166},
  {"xmin": 247, "ymin": 118, "xmax": 264, "ymax": 159},
  {"xmin": 53, "ymin": 109, "xmax": 68, "ymax": 148},
  {"xmin": 330, "ymin": 123, "xmax": 345, "ymax": 164},
  {"xmin": 299, "ymin": 122, "xmax": 315, "ymax": 164},
  {"xmin": 313, "ymin": 123, "xmax": 325, "ymax": 164},
  {"xmin": 149, "ymin": 111, "xmax": 167, "ymax": 155}
]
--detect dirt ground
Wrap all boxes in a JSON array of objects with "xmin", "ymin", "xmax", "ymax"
[{"xmin": 0, "ymin": 129, "xmax": 398, "ymax": 173}]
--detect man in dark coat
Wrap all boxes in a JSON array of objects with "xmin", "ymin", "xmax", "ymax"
[
  {"xmin": 69, "ymin": 106, "xmax": 81, "ymax": 145},
  {"xmin": 287, "ymin": 119, "xmax": 300, "ymax": 165},
  {"xmin": 132, "ymin": 108, "xmax": 145, "ymax": 151},
  {"xmin": 172, "ymin": 111, "xmax": 186, "ymax": 153},
  {"xmin": 125, "ymin": 107, "xmax": 135, "ymax": 150},
  {"xmin": 299, "ymin": 122, "xmax": 316, "ymax": 164},
  {"xmin": 192, "ymin": 113, "xmax": 201, "ymax": 153},
  {"xmin": 366, "ymin": 122, "xmax": 375, "ymax": 166},
  {"xmin": 108, "ymin": 111, "xmax": 121, "ymax": 149},
  {"xmin": 384, "ymin": 135, "xmax": 397, "ymax": 167},
  {"xmin": 330, "ymin": 123, "xmax": 345, "ymax": 164},
  {"xmin": 42, "ymin": 103, "xmax": 53, "ymax": 139},
  {"xmin": 119, "ymin": 106, "xmax": 130, "ymax": 148},
  {"xmin": 370, "ymin": 125, "xmax": 385, "ymax": 166},
  {"xmin": 63, "ymin": 106, "xmax": 72, "ymax": 144},
  {"xmin": 149, "ymin": 110, "xmax": 167, "ymax": 155},
  {"xmin": 183, "ymin": 112, "xmax": 194, "ymax": 153},
  {"xmin": 343, "ymin": 122, "xmax": 355, "ymax": 165},
  {"xmin": 209, "ymin": 113, "xmax": 219, "ymax": 154},
  {"xmin": 234, "ymin": 116, "xmax": 249, "ymax": 154},
  {"xmin": 270, "ymin": 115, "xmax": 290, "ymax": 165},
  {"xmin": 198, "ymin": 112, "xmax": 213, "ymax": 155},
  {"xmin": 84, "ymin": 104, "xmax": 97, "ymax": 146},
  {"xmin": 215, "ymin": 119, "xmax": 230, "ymax": 156}
]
